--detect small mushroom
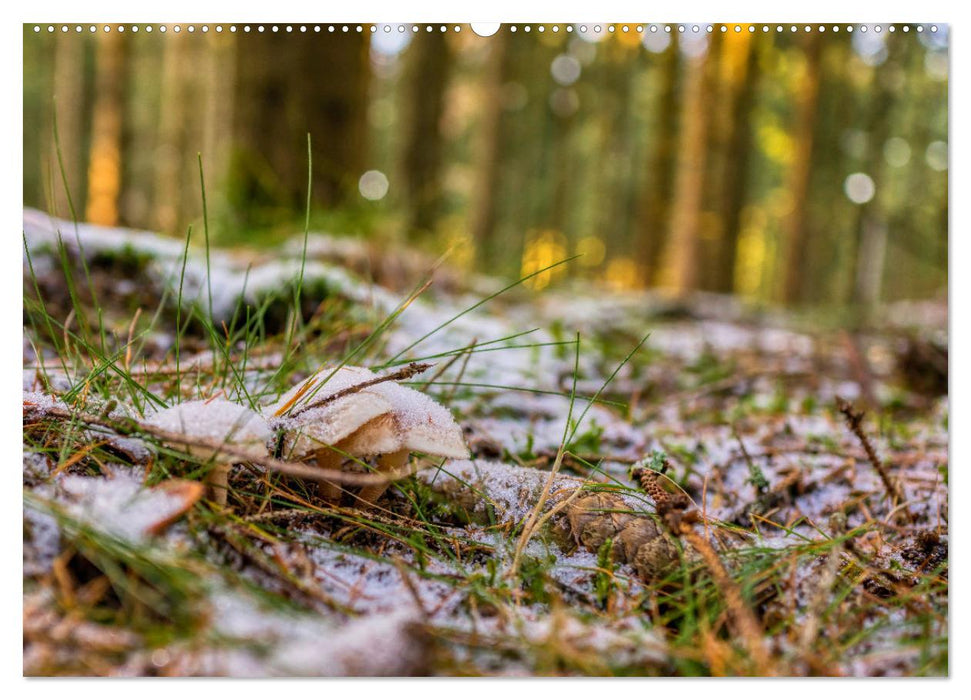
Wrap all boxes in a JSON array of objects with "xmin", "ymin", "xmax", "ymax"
[
  {"xmin": 266, "ymin": 367, "xmax": 397, "ymax": 500},
  {"xmin": 348, "ymin": 379, "xmax": 470, "ymax": 503},
  {"xmin": 143, "ymin": 399, "xmax": 271, "ymax": 506},
  {"xmin": 268, "ymin": 366, "xmax": 469, "ymax": 504}
]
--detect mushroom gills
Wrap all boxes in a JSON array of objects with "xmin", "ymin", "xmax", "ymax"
[{"xmin": 356, "ymin": 449, "xmax": 410, "ymax": 504}]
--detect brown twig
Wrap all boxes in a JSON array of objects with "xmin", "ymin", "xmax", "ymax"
[
  {"xmin": 25, "ymin": 402, "xmax": 404, "ymax": 487},
  {"xmin": 282, "ymin": 361, "xmax": 432, "ymax": 419},
  {"xmin": 393, "ymin": 557, "xmax": 430, "ymax": 620},
  {"xmin": 207, "ymin": 524, "xmax": 351, "ymax": 615},
  {"xmin": 418, "ymin": 348, "xmax": 464, "ymax": 391},
  {"xmin": 839, "ymin": 330, "xmax": 877, "ymax": 408},
  {"xmin": 444, "ymin": 338, "xmax": 477, "ymax": 404},
  {"xmin": 797, "ymin": 513, "xmax": 847, "ymax": 673},
  {"xmin": 835, "ymin": 396, "xmax": 906, "ymax": 509},
  {"xmin": 732, "ymin": 424, "xmax": 768, "ymax": 494},
  {"xmin": 633, "ymin": 466, "xmax": 776, "ymax": 676}
]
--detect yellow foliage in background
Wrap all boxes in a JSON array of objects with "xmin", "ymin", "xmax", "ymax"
[
  {"xmin": 605, "ymin": 257, "xmax": 643, "ymax": 291},
  {"xmin": 575, "ymin": 235, "xmax": 606, "ymax": 267},
  {"xmin": 521, "ymin": 229, "xmax": 568, "ymax": 290}
]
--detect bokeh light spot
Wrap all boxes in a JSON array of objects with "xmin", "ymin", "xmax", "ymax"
[
  {"xmin": 358, "ymin": 170, "xmax": 390, "ymax": 201},
  {"xmin": 844, "ymin": 173, "xmax": 876, "ymax": 204},
  {"xmin": 642, "ymin": 30, "xmax": 671, "ymax": 53},
  {"xmin": 550, "ymin": 88, "xmax": 580, "ymax": 118},
  {"xmin": 551, "ymin": 55, "xmax": 582, "ymax": 86},
  {"xmin": 925, "ymin": 141, "xmax": 948, "ymax": 171},
  {"xmin": 576, "ymin": 236, "xmax": 606, "ymax": 267},
  {"xmin": 883, "ymin": 137, "xmax": 911, "ymax": 167}
]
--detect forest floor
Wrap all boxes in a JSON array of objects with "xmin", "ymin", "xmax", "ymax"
[{"xmin": 22, "ymin": 208, "xmax": 948, "ymax": 677}]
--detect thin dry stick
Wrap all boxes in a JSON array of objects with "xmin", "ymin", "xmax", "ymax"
[
  {"xmin": 393, "ymin": 557, "xmax": 430, "ymax": 620},
  {"xmin": 635, "ymin": 468, "xmax": 775, "ymax": 676},
  {"xmin": 123, "ymin": 307, "xmax": 142, "ymax": 372},
  {"xmin": 839, "ymin": 330, "xmax": 877, "ymax": 408},
  {"xmin": 508, "ymin": 336, "xmax": 582, "ymax": 579},
  {"xmin": 209, "ymin": 524, "xmax": 351, "ymax": 615},
  {"xmin": 25, "ymin": 403, "xmax": 402, "ymax": 487},
  {"xmin": 444, "ymin": 338, "xmax": 477, "ymax": 404},
  {"xmin": 732, "ymin": 423, "xmax": 768, "ymax": 494},
  {"xmin": 835, "ymin": 396, "xmax": 905, "ymax": 508},
  {"xmin": 279, "ymin": 276, "xmax": 435, "ymax": 415},
  {"xmin": 527, "ymin": 479, "xmax": 598, "ymax": 536},
  {"xmin": 508, "ymin": 448, "xmax": 568, "ymax": 579},
  {"xmin": 281, "ymin": 361, "xmax": 432, "ymax": 419},
  {"xmin": 797, "ymin": 514, "xmax": 847, "ymax": 669},
  {"xmin": 418, "ymin": 351, "xmax": 462, "ymax": 391},
  {"xmin": 680, "ymin": 528, "xmax": 775, "ymax": 675}
]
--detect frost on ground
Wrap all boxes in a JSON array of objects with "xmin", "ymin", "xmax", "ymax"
[{"xmin": 23, "ymin": 212, "xmax": 947, "ymax": 676}]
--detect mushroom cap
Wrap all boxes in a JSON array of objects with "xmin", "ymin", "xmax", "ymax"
[
  {"xmin": 265, "ymin": 367, "xmax": 395, "ymax": 458},
  {"xmin": 267, "ymin": 365, "xmax": 469, "ymax": 461},
  {"xmin": 366, "ymin": 378, "xmax": 470, "ymax": 459},
  {"xmin": 144, "ymin": 399, "xmax": 271, "ymax": 460}
]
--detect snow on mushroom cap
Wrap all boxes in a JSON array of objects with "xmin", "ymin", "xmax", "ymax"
[
  {"xmin": 265, "ymin": 365, "xmax": 468, "ymax": 459},
  {"xmin": 144, "ymin": 399, "xmax": 271, "ymax": 450},
  {"xmin": 281, "ymin": 391, "xmax": 396, "ymax": 457},
  {"xmin": 266, "ymin": 366, "xmax": 379, "ymax": 420},
  {"xmin": 368, "ymin": 380, "xmax": 470, "ymax": 459},
  {"xmin": 264, "ymin": 367, "xmax": 397, "ymax": 455}
]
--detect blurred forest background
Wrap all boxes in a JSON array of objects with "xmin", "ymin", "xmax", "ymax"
[{"xmin": 23, "ymin": 23, "xmax": 948, "ymax": 310}]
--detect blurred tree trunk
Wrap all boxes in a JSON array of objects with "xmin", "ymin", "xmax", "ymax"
[
  {"xmin": 85, "ymin": 28, "xmax": 127, "ymax": 226},
  {"xmin": 548, "ymin": 87, "xmax": 577, "ymax": 236},
  {"xmin": 704, "ymin": 31, "xmax": 758, "ymax": 293},
  {"xmin": 854, "ymin": 218, "xmax": 888, "ymax": 307},
  {"xmin": 470, "ymin": 30, "xmax": 512, "ymax": 264},
  {"xmin": 848, "ymin": 35, "xmax": 899, "ymax": 311},
  {"xmin": 153, "ymin": 33, "xmax": 189, "ymax": 233},
  {"xmin": 658, "ymin": 39, "xmax": 715, "ymax": 294},
  {"xmin": 401, "ymin": 32, "xmax": 452, "ymax": 239},
  {"xmin": 636, "ymin": 41, "xmax": 679, "ymax": 286},
  {"xmin": 797, "ymin": 36, "xmax": 851, "ymax": 306},
  {"xmin": 779, "ymin": 32, "xmax": 823, "ymax": 305},
  {"xmin": 51, "ymin": 32, "xmax": 87, "ymax": 220},
  {"xmin": 598, "ymin": 40, "xmax": 637, "ymax": 265},
  {"xmin": 180, "ymin": 38, "xmax": 210, "ymax": 227},
  {"xmin": 201, "ymin": 33, "xmax": 237, "ymax": 232},
  {"xmin": 232, "ymin": 32, "xmax": 370, "ymax": 224},
  {"xmin": 121, "ymin": 39, "xmax": 160, "ymax": 227}
]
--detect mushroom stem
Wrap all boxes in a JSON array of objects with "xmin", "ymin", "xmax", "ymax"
[
  {"xmin": 357, "ymin": 450, "xmax": 409, "ymax": 504},
  {"xmin": 314, "ymin": 447, "xmax": 344, "ymax": 501},
  {"xmin": 205, "ymin": 462, "xmax": 232, "ymax": 507}
]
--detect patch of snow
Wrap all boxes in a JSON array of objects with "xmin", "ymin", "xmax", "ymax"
[
  {"xmin": 23, "ymin": 503, "xmax": 61, "ymax": 575},
  {"xmin": 302, "ymin": 542, "xmax": 459, "ymax": 618},
  {"xmin": 144, "ymin": 399, "xmax": 271, "ymax": 448},
  {"xmin": 22, "ymin": 390, "xmax": 70, "ymax": 417},
  {"xmin": 23, "ymin": 208, "xmax": 402, "ymax": 323},
  {"xmin": 36, "ymin": 471, "xmax": 186, "ymax": 544},
  {"xmin": 201, "ymin": 590, "xmax": 424, "ymax": 676}
]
